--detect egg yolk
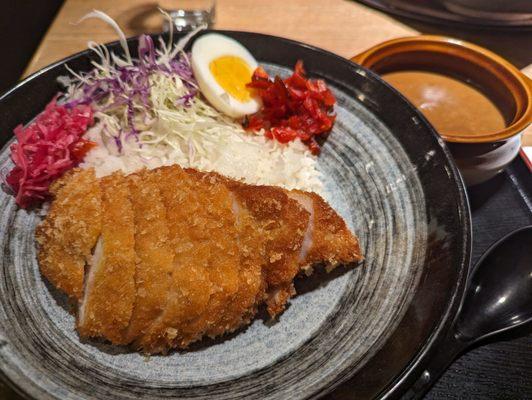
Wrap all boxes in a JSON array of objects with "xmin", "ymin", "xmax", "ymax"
[{"xmin": 209, "ymin": 56, "xmax": 253, "ymax": 102}]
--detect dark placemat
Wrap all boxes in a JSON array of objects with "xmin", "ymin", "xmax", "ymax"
[{"xmin": 426, "ymin": 156, "xmax": 532, "ymax": 399}]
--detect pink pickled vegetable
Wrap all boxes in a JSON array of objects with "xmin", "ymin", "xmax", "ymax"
[{"xmin": 6, "ymin": 98, "xmax": 95, "ymax": 208}]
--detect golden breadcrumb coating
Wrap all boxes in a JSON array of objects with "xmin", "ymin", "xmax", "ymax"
[
  {"xmin": 37, "ymin": 165, "xmax": 362, "ymax": 354},
  {"xmin": 124, "ymin": 170, "xmax": 175, "ymax": 343},
  {"xmin": 136, "ymin": 166, "xmax": 213, "ymax": 353},
  {"xmin": 77, "ymin": 172, "xmax": 136, "ymax": 343},
  {"xmin": 289, "ymin": 190, "xmax": 362, "ymax": 267},
  {"xmin": 167, "ymin": 168, "xmax": 240, "ymax": 347},
  {"xmin": 228, "ymin": 183, "xmax": 309, "ymax": 316},
  {"xmin": 35, "ymin": 168, "xmax": 101, "ymax": 300},
  {"xmin": 186, "ymin": 170, "xmax": 268, "ymax": 337}
]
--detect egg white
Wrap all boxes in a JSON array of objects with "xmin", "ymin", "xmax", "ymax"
[{"xmin": 191, "ymin": 33, "xmax": 261, "ymax": 118}]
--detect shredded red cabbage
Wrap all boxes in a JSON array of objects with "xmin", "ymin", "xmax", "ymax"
[
  {"xmin": 6, "ymin": 98, "xmax": 95, "ymax": 208},
  {"xmin": 65, "ymin": 34, "xmax": 198, "ymax": 147}
]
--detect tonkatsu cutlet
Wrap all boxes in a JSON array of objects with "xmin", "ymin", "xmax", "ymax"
[
  {"xmin": 138, "ymin": 166, "xmax": 241, "ymax": 353},
  {"xmin": 35, "ymin": 168, "xmax": 102, "ymax": 300},
  {"xmin": 77, "ymin": 172, "xmax": 136, "ymax": 343},
  {"xmin": 123, "ymin": 171, "xmax": 175, "ymax": 344},
  {"xmin": 36, "ymin": 165, "xmax": 362, "ymax": 354},
  {"xmin": 133, "ymin": 166, "xmax": 213, "ymax": 352}
]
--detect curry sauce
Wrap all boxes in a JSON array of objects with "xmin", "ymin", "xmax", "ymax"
[{"xmin": 382, "ymin": 70, "xmax": 507, "ymax": 136}]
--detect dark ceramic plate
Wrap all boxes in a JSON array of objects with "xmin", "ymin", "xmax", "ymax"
[
  {"xmin": 356, "ymin": 0, "xmax": 532, "ymax": 29},
  {"xmin": 0, "ymin": 31, "xmax": 471, "ymax": 400}
]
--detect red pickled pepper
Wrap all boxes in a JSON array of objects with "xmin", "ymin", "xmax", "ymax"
[
  {"xmin": 5, "ymin": 98, "xmax": 95, "ymax": 208},
  {"xmin": 245, "ymin": 60, "xmax": 336, "ymax": 154}
]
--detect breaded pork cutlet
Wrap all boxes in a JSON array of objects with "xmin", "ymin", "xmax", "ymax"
[
  {"xmin": 288, "ymin": 190, "xmax": 362, "ymax": 269},
  {"xmin": 171, "ymin": 170, "xmax": 240, "ymax": 346},
  {"xmin": 136, "ymin": 167, "xmax": 242, "ymax": 353},
  {"xmin": 123, "ymin": 171, "xmax": 175, "ymax": 344},
  {"xmin": 187, "ymin": 170, "xmax": 312, "ymax": 317},
  {"xmin": 185, "ymin": 170, "xmax": 269, "ymax": 338},
  {"xmin": 136, "ymin": 166, "xmax": 213, "ymax": 353},
  {"xmin": 36, "ymin": 168, "xmax": 102, "ymax": 300},
  {"xmin": 37, "ymin": 165, "xmax": 362, "ymax": 354},
  {"xmin": 211, "ymin": 195, "xmax": 268, "ymax": 334},
  {"xmin": 227, "ymin": 183, "xmax": 310, "ymax": 317},
  {"xmin": 77, "ymin": 172, "xmax": 136, "ymax": 343}
]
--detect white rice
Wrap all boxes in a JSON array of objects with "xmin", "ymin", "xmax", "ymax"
[{"xmin": 80, "ymin": 122, "xmax": 324, "ymax": 194}]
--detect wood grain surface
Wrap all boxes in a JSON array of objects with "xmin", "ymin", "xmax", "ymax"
[{"xmin": 23, "ymin": 0, "xmax": 417, "ymax": 74}]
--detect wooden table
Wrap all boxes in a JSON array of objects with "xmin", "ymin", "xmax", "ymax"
[
  {"xmin": 24, "ymin": 0, "xmax": 419, "ymax": 73},
  {"xmin": 3, "ymin": 1, "xmax": 529, "ymax": 399}
]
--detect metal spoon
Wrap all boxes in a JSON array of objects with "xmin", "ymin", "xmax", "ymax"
[{"xmin": 405, "ymin": 225, "xmax": 532, "ymax": 399}]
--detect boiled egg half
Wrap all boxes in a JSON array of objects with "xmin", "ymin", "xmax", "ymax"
[{"xmin": 191, "ymin": 34, "xmax": 261, "ymax": 118}]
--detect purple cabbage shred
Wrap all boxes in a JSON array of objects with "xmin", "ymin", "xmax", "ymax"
[{"xmin": 66, "ymin": 34, "xmax": 198, "ymax": 145}]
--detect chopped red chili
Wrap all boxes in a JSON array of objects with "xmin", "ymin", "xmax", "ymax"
[{"xmin": 246, "ymin": 60, "xmax": 336, "ymax": 154}]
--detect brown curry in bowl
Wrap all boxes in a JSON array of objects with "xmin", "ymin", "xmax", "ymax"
[{"xmin": 352, "ymin": 35, "xmax": 532, "ymax": 185}]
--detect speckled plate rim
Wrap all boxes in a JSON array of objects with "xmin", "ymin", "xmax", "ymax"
[{"xmin": 0, "ymin": 30, "xmax": 472, "ymax": 400}]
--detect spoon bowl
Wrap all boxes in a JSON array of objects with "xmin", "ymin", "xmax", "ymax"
[
  {"xmin": 406, "ymin": 225, "xmax": 532, "ymax": 399},
  {"xmin": 456, "ymin": 226, "xmax": 532, "ymax": 342}
]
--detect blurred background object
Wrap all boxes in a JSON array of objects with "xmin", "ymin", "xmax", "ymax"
[
  {"xmin": 0, "ymin": 1, "xmax": 64, "ymax": 94},
  {"xmin": 442, "ymin": 0, "xmax": 532, "ymax": 21},
  {"xmin": 358, "ymin": 0, "xmax": 532, "ymax": 28},
  {"xmin": 159, "ymin": 0, "xmax": 215, "ymax": 31}
]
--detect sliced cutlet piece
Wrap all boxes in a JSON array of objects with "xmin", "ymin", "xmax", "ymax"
[
  {"xmin": 227, "ymin": 182, "xmax": 310, "ymax": 317},
  {"xmin": 36, "ymin": 168, "xmax": 102, "ymax": 300},
  {"xmin": 174, "ymin": 168, "xmax": 240, "ymax": 344},
  {"xmin": 77, "ymin": 172, "xmax": 136, "ymax": 344},
  {"xmin": 216, "ymin": 193, "xmax": 267, "ymax": 334},
  {"xmin": 136, "ymin": 166, "xmax": 214, "ymax": 353},
  {"xmin": 185, "ymin": 169, "xmax": 264, "ymax": 339},
  {"xmin": 288, "ymin": 190, "xmax": 362, "ymax": 269},
  {"xmin": 124, "ymin": 170, "xmax": 175, "ymax": 344}
]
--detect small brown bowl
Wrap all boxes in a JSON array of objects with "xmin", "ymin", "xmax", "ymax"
[{"xmin": 351, "ymin": 35, "xmax": 532, "ymax": 186}]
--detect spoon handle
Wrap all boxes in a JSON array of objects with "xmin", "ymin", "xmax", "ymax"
[{"xmin": 401, "ymin": 327, "xmax": 469, "ymax": 399}]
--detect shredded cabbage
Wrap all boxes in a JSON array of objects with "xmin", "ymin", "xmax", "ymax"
[
  {"xmin": 62, "ymin": 10, "xmax": 203, "ymax": 148},
  {"xmin": 65, "ymin": 10, "xmax": 322, "ymax": 192}
]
